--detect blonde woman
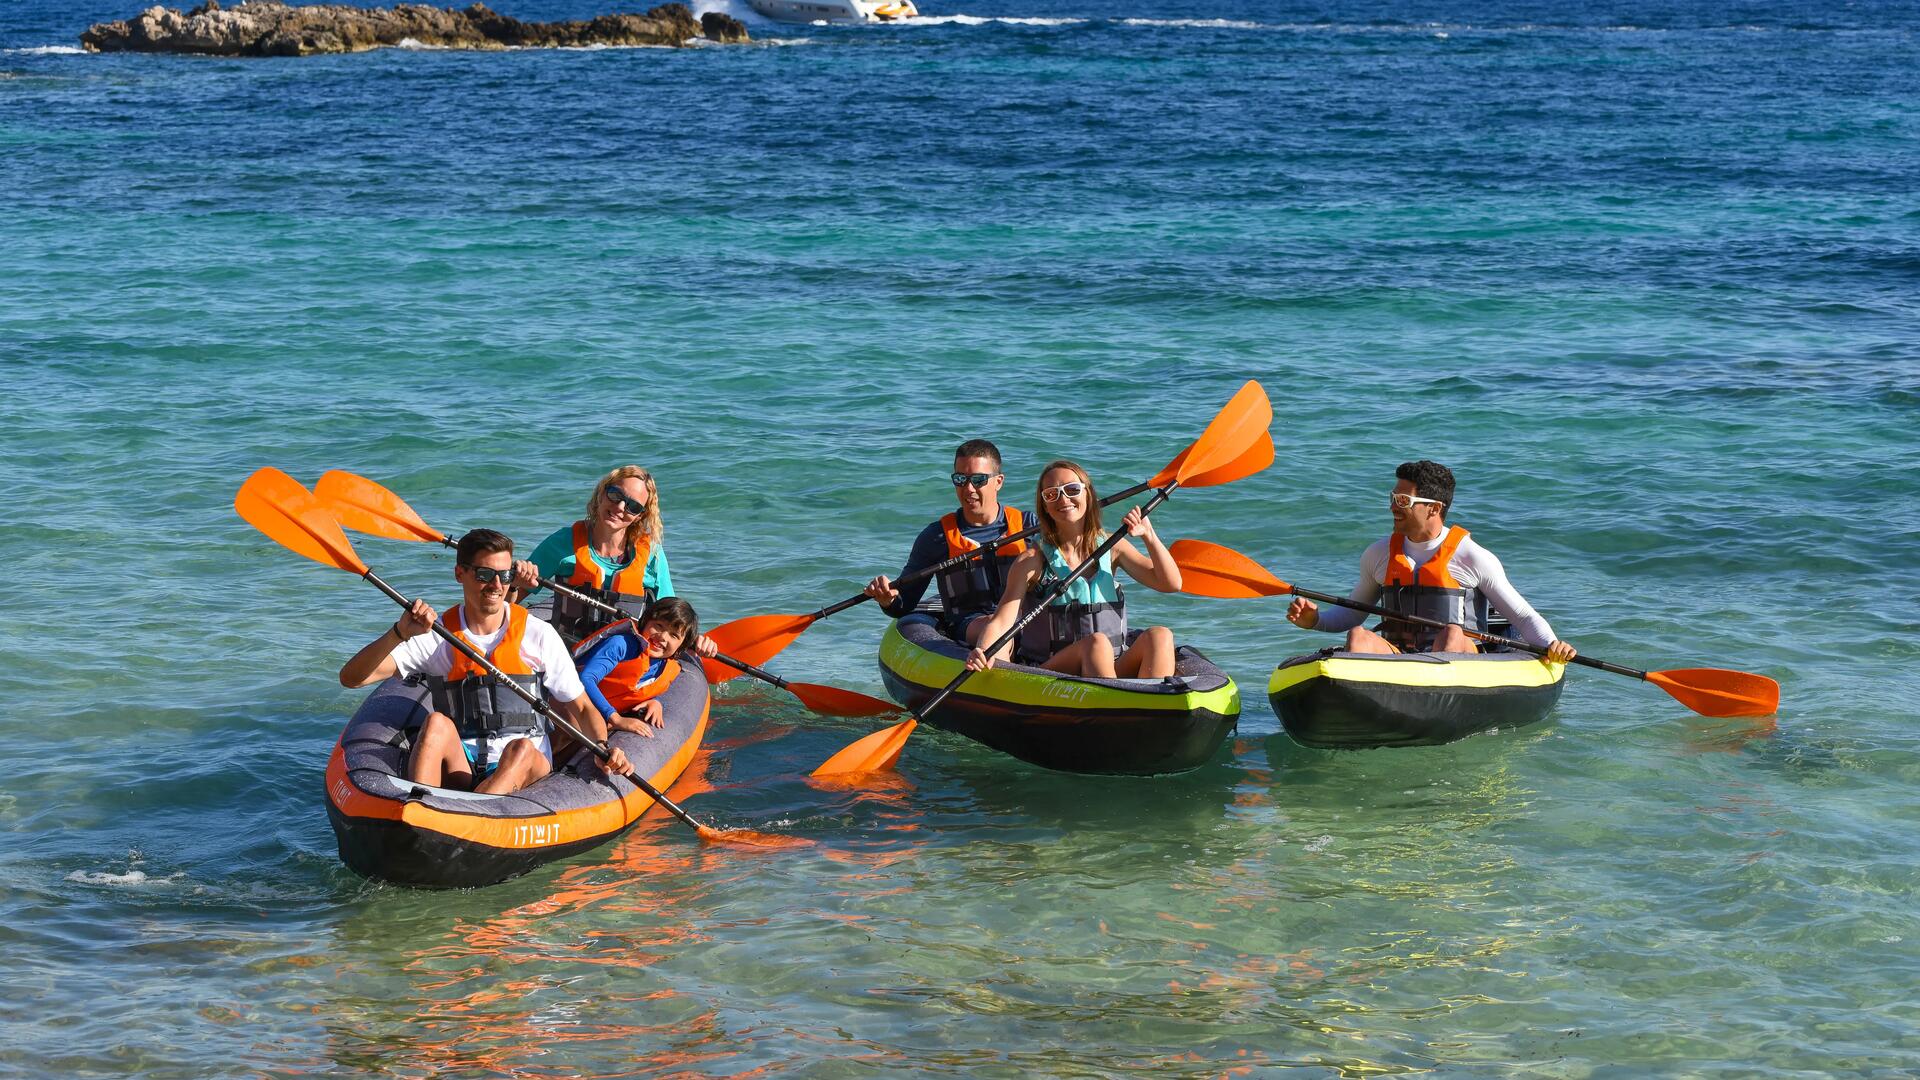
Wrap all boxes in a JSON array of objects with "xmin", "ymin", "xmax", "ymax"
[
  {"xmin": 964, "ymin": 460, "xmax": 1183, "ymax": 679},
  {"xmin": 513, "ymin": 466, "xmax": 714, "ymax": 655}
]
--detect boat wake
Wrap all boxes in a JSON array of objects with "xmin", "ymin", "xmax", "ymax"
[{"xmin": 907, "ymin": 13, "xmax": 1087, "ymax": 25}]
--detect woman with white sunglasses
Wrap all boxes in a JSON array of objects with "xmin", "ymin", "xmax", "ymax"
[
  {"xmin": 964, "ymin": 459, "xmax": 1185, "ymax": 679},
  {"xmin": 1286, "ymin": 459, "xmax": 1577, "ymax": 662}
]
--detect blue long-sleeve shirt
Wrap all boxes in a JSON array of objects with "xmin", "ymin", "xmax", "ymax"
[{"xmin": 574, "ymin": 626, "xmax": 667, "ymax": 719}]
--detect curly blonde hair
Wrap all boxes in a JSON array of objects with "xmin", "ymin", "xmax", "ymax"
[
  {"xmin": 588, "ymin": 465, "xmax": 664, "ymax": 552},
  {"xmin": 1034, "ymin": 459, "xmax": 1104, "ymax": 557}
]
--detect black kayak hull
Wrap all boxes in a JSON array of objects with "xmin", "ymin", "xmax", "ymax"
[
  {"xmin": 1268, "ymin": 649, "xmax": 1565, "ymax": 750},
  {"xmin": 877, "ymin": 618, "xmax": 1239, "ymax": 775}
]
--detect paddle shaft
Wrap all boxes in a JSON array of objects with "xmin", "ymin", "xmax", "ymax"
[
  {"xmin": 466, "ymin": 546, "xmax": 844, "ymax": 706},
  {"xmin": 528, "ymin": 567, "xmax": 811, "ymax": 697},
  {"xmin": 808, "ymin": 481, "xmax": 1157, "ymax": 620},
  {"xmin": 707, "ymin": 650, "xmax": 793, "ymax": 689},
  {"xmin": 914, "ymin": 483, "xmax": 1178, "ymax": 722},
  {"xmin": 424, "ymin": 532, "xmax": 635, "ymax": 621},
  {"xmin": 358, "ymin": 568, "xmax": 715, "ymax": 833},
  {"xmin": 1287, "ymin": 584, "xmax": 1646, "ymax": 680}
]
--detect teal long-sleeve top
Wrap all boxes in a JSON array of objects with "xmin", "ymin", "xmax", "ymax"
[{"xmin": 522, "ymin": 523, "xmax": 674, "ymax": 599}]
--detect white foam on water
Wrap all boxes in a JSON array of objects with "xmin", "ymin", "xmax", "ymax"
[
  {"xmin": 911, "ymin": 14, "xmax": 1087, "ymax": 26},
  {"xmin": 392, "ymin": 37, "xmax": 446, "ymax": 50},
  {"xmin": 533, "ymin": 41, "xmax": 676, "ymax": 50},
  {"xmin": 1119, "ymin": 17, "xmax": 1272, "ymax": 30},
  {"xmin": 67, "ymin": 868, "xmax": 183, "ymax": 887},
  {"xmin": 4, "ymin": 45, "xmax": 88, "ymax": 55}
]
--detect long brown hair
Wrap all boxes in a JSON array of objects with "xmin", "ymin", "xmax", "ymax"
[
  {"xmin": 588, "ymin": 465, "xmax": 664, "ymax": 553},
  {"xmin": 1034, "ymin": 459, "xmax": 1103, "ymax": 558}
]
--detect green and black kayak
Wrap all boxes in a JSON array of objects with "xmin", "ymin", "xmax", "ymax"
[
  {"xmin": 1268, "ymin": 648, "xmax": 1565, "ymax": 749},
  {"xmin": 877, "ymin": 618, "xmax": 1240, "ymax": 775}
]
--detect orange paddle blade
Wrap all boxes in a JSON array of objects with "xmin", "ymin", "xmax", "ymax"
[
  {"xmin": 1168, "ymin": 539, "xmax": 1291, "ymax": 598},
  {"xmin": 1175, "ymin": 380, "xmax": 1273, "ymax": 484},
  {"xmin": 702, "ymin": 613, "xmax": 816, "ymax": 683},
  {"xmin": 787, "ymin": 682, "xmax": 903, "ymax": 718},
  {"xmin": 1149, "ymin": 429, "xmax": 1276, "ymax": 489},
  {"xmin": 314, "ymin": 470, "xmax": 446, "ymax": 544},
  {"xmin": 1647, "ymin": 668, "xmax": 1781, "ymax": 718},
  {"xmin": 810, "ymin": 718, "xmax": 916, "ymax": 777},
  {"xmin": 235, "ymin": 468, "xmax": 368, "ymax": 574},
  {"xmin": 694, "ymin": 825, "xmax": 813, "ymax": 849}
]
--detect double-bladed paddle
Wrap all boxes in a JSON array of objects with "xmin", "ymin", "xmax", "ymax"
[
  {"xmin": 1169, "ymin": 539, "xmax": 1780, "ymax": 718},
  {"xmin": 313, "ymin": 469, "xmax": 894, "ymax": 719},
  {"xmin": 236, "ymin": 467, "xmax": 805, "ymax": 848},
  {"xmin": 811, "ymin": 380, "xmax": 1274, "ymax": 777},
  {"xmin": 698, "ymin": 430, "xmax": 1277, "ymax": 665}
]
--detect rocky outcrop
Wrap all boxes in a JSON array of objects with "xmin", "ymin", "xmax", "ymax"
[
  {"xmin": 81, "ymin": 0, "xmax": 747, "ymax": 56},
  {"xmin": 699, "ymin": 10, "xmax": 747, "ymax": 43}
]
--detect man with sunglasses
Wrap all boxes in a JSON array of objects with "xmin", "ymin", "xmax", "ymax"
[
  {"xmin": 864, "ymin": 439, "xmax": 1030, "ymax": 645},
  {"xmin": 339, "ymin": 528, "xmax": 629, "ymax": 795},
  {"xmin": 1287, "ymin": 460, "xmax": 1578, "ymax": 663}
]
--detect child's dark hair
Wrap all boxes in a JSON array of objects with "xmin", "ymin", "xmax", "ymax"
[{"xmin": 643, "ymin": 596, "xmax": 700, "ymax": 652}]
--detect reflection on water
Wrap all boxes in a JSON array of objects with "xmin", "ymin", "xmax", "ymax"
[{"xmin": 277, "ymin": 716, "xmax": 1612, "ymax": 1077}]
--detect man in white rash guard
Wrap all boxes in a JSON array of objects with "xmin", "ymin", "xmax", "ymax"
[{"xmin": 1286, "ymin": 459, "xmax": 1579, "ymax": 663}]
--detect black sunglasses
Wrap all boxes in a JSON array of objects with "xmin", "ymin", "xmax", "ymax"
[
  {"xmin": 462, "ymin": 564, "xmax": 514, "ymax": 585},
  {"xmin": 951, "ymin": 471, "xmax": 1000, "ymax": 489},
  {"xmin": 602, "ymin": 484, "xmax": 648, "ymax": 516}
]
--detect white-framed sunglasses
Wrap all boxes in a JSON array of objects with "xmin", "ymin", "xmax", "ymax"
[
  {"xmin": 1041, "ymin": 481, "xmax": 1088, "ymax": 503},
  {"xmin": 1388, "ymin": 492, "xmax": 1444, "ymax": 511}
]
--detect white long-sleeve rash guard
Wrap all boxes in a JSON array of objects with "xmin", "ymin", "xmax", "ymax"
[{"xmin": 1311, "ymin": 530, "xmax": 1557, "ymax": 647}]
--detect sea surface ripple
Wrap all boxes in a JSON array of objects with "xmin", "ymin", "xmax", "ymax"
[{"xmin": 2, "ymin": 0, "xmax": 1917, "ymax": 1075}]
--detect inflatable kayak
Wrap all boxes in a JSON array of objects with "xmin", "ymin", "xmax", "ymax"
[
  {"xmin": 1267, "ymin": 648, "xmax": 1564, "ymax": 749},
  {"xmin": 876, "ymin": 618, "xmax": 1239, "ymax": 775},
  {"xmin": 324, "ymin": 657, "xmax": 709, "ymax": 888}
]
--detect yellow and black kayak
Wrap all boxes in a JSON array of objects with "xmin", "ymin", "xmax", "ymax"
[
  {"xmin": 877, "ymin": 618, "xmax": 1240, "ymax": 775},
  {"xmin": 1268, "ymin": 648, "xmax": 1564, "ymax": 749},
  {"xmin": 324, "ymin": 658, "xmax": 709, "ymax": 889}
]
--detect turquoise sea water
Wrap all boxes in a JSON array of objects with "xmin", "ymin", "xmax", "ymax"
[{"xmin": 3, "ymin": 0, "xmax": 1918, "ymax": 1074}]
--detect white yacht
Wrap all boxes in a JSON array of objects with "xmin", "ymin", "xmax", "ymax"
[{"xmin": 745, "ymin": 0, "xmax": 917, "ymax": 24}]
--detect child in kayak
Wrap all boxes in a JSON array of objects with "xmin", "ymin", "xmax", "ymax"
[
  {"xmin": 964, "ymin": 460, "xmax": 1184, "ymax": 679},
  {"xmin": 574, "ymin": 597, "xmax": 701, "ymax": 738}
]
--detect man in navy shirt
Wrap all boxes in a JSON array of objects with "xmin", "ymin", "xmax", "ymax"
[{"xmin": 864, "ymin": 439, "xmax": 1031, "ymax": 645}]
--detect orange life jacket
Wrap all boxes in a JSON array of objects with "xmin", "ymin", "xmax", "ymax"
[
  {"xmin": 602, "ymin": 655, "xmax": 681, "ymax": 715},
  {"xmin": 1378, "ymin": 526, "xmax": 1487, "ymax": 651},
  {"xmin": 563, "ymin": 520, "xmax": 652, "ymax": 595},
  {"xmin": 429, "ymin": 603, "xmax": 546, "ymax": 769},
  {"xmin": 443, "ymin": 603, "xmax": 535, "ymax": 680},
  {"xmin": 550, "ymin": 520, "xmax": 655, "ymax": 644},
  {"xmin": 933, "ymin": 506, "xmax": 1027, "ymax": 628},
  {"xmin": 941, "ymin": 506, "xmax": 1026, "ymax": 560}
]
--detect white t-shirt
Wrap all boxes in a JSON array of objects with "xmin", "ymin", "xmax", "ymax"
[
  {"xmin": 1312, "ymin": 530, "xmax": 1557, "ymax": 647},
  {"xmin": 387, "ymin": 605, "xmax": 586, "ymax": 702}
]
